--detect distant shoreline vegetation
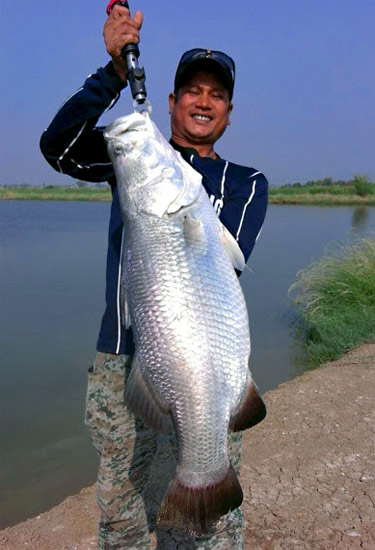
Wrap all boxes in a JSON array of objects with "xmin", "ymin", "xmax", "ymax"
[
  {"xmin": 0, "ymin": 182, "xmax": 112, "ymax": 202},
  {"xmin": 269, "ymin": 175, "xmax": 375, "ymax": 205},
  {"xmin": 1, "ymin": 175, "xmax": 375, "ymax": 205}
]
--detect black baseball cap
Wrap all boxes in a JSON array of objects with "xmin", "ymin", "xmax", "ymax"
[{"xmin": 174, "ymin": 48, "xmax": 236, "ymax": 100}]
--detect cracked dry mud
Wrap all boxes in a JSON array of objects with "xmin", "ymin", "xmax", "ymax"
[{"xmin": 1, "ymin": 343, "xmax": 374, "ymax": 550}]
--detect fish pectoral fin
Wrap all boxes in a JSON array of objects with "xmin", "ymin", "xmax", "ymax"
[
  {"xmin": 220, "ymin": 224, "xmax": 245, "ymax": 272},
  {"xmin": 124, "ymin": 358, "xmax": 173, "ymax": 433},
  {"xmin": 183, "ymin": 213, "xmax": 206, "ymax": 248},
  {"xmin": 229, "ymin": 380, "xmax": 267, "ymax": 432},
  {"xmin": 157, "ymin": 463, "xmax": 243, "ymax": 536}
]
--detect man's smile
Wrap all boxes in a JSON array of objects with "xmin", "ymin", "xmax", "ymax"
[{"xmin": 191, "ymin": 114, "xmax": 213, "ymax": 122}]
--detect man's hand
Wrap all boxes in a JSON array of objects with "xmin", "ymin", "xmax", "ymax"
[{"xmin": 103, "ymin": 5, "xmax": 143, "ymax": 82}]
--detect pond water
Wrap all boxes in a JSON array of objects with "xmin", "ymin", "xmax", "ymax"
[{"xmin": 0, "ymin": 200, "xmax": 374, "ymax": 528}]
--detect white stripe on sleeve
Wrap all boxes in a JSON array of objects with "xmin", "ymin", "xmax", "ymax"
[
  {"xmin": 235, "ymin": 179, "xmax": 257, "ymax": 242},
  {"xmin": 58, "ymin": 121, "xmax": 88, "ymax": 167},
  {"xmin": 55, "ymin": 86, "xmax": 84, "ymax": 114},
  {"xmin": 70, "ymin": 158, "xmax": 113, "ymax": 170},
  {"xmin": 104, "ymin": 93, "xmax": 119, "ymax": 113},
  {"xmin": 249, "ymin": 170, "xmax": 261, "ymax": 178},
  {"xmin": 220, "ymin": 162, "xmax": 229, "ymax": 198},
  {"xmin": 55, "ymin": 73, "xmax": 93, "ymax": 113}
]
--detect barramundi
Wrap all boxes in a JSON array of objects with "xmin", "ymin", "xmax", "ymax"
[{"xmin": 104, "ymin": 111, "xmax": 266, "ymax": 535}]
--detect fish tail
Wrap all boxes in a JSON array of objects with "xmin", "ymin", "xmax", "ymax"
[{"xmin": 157, "ymin": 464, "xmax": 243, "ymax": 536}]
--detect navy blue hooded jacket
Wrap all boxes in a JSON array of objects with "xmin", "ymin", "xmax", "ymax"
[{"xmin": 40, "ymin": 62, "xmax": 268, "ymax": 355}]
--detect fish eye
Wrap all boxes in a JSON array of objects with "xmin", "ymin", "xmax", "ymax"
[{"xmin": 113, "ymin": 144, "xmax": 124, "ymax": 156}]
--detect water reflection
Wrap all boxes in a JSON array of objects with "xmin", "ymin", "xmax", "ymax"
[
  {"xmin": 1, "ymin": 201, "xmax": 375, "ymax": 528},
  {"xmin": 351, "ymin": 206, "xmax": 370, "ymax": 232}
]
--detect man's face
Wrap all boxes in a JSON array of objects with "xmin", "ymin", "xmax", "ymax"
[{"xmin": 168, "ymin": 70, "xmax": 233, "ymax": 148}]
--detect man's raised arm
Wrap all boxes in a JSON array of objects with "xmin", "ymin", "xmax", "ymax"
[{"xmin": 39, "ymin": 5, "xmax": 143, "ymax": 183}]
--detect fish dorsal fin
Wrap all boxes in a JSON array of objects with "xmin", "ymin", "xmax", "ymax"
[
  {"xmin": 229, "ymin": 380, "xmax": 267, "ymax": 432},
  {"xmin": 124, "ymin": 357, "xmax": 173, "ymax": 433},
  {"xmin": 220, "ymin": 224, "xmax": 245, "ymax": 271}
]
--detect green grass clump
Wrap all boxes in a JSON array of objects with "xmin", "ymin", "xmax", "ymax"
[{"xmin": 289, "ymin": 239, "xmax": 375, "ymax": 365}]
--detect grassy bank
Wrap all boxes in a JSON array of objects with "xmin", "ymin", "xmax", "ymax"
[
  {"xmin": 269, "ymin": 192, "xmax": 375, "ymax": 206},
  {"xmin": 289, "ymin": 238, "xmax": 375, "ymax": 365},
  {"xmin": 269, "ymin": 176, "xmax": 375, "ymax": 205},
  {"xmin": 0, "ymin": 185, "xmax": 112, "ymax": 202}
]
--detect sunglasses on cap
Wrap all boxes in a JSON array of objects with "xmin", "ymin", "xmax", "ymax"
[{"xmin": 174, "ymin": 48, "xmax": 235, "ymax": 100}]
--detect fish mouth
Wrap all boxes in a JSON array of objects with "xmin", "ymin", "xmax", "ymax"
[{"xmin": 104, "ymin": 112, "xmax": 149, "ymax": 141}]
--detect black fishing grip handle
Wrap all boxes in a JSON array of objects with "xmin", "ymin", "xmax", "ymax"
[
  {"xmin": 106, "ymin": 0, "xmax": 147, "ymax": 103},
  {"xmin": 107, "ymin": 1, "xmax": 140, "ymax": 59}
]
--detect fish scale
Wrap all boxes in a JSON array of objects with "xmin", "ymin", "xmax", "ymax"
[
  {"xmin": 104, "ymin": 111, "xmax": 266, "ymax": 535},
  {"xmin": 124, "ymin": 212, "xmax": 237, "ymax": 480}
]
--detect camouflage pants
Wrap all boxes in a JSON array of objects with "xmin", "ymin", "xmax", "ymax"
[{"xmin": 85, "ymin": 352, "xmax": 244, "ymax": 550}]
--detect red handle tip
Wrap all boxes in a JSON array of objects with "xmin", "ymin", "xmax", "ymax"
[{"xmin": 106, "ymin": 0, "xmax": 129, "ymax": 15}]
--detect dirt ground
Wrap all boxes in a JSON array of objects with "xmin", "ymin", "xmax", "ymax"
[{"xmin": 1, "ymin": 343, "xmax": 374, "ymax": 550}]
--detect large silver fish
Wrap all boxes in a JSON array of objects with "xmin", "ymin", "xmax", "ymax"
[{"xmin": 104, "ymin": 112, "xmax": 266, "ymax": 535}]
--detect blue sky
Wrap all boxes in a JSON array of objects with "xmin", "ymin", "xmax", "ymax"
[{"xmin": 0, "ymin": 0, "xmax": 374, "ymax": 186}]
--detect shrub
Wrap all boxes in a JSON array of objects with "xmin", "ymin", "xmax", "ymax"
[
  {"xmin": 353, "ymin": 174, "xmax": 373, "ymax": 197},
  {"xmin": 76, "ymin": 180, "xmax": 88, "ymax": 188}
]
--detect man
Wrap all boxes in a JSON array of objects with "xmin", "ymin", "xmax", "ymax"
[{"xmin": 40, "ymin": 5, "xmax": 268, "ymax": 549}]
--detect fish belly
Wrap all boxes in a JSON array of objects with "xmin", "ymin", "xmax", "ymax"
[{"xmin": 123, "ymin": 193, "xmax": 250, "ymax": 480}]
